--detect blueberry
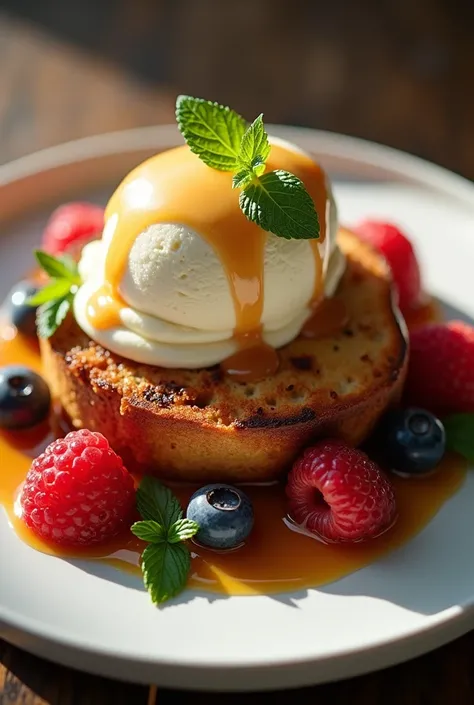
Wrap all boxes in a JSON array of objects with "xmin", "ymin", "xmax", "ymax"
[
  {"xmin": 6, "ymin": 280, "xmax": 39, "ymax": 338},
  {"xmin": 379, "ymin": 407, "xmax": 446, "ymax": 476},
  {"xmin": 0, "ymin": 366, "xmax": 51, "ymax": 430},
  {"xmin": 186, "ymin": 484, "xmax": 254, "ymax": 549}
]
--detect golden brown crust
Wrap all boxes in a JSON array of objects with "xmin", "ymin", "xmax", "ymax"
[{"xmin": 41, "ymin": 229, "xmax": 408, "ymax": 482}]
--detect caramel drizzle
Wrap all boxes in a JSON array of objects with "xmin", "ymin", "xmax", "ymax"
[{"xmin": 86, "ymin": 143, "xmax": 328, "ymax": 380}]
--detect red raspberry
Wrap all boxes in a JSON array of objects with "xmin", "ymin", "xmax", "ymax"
[
  {"xmin": 405, "ymin": 320, "xmax": 474, "ymax": 415},
  {"xmin": 286, "ymin": 440, "xmax": 397, "ymax": 543},
  {"xmin": 353, "ymin": 220, "xmax": 422, "ymax": 313},
  {"xmin": 20, "ymin": 429, "xmax": 135, "ymax": 546},
  {"xmin": 42, "ymin": 202, "xmax": 104, "ymax": 257}
]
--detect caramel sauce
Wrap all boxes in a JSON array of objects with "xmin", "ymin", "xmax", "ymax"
[
  {"xmin": 0, "ymin": 305, "xmax": 468, "ymax": 596},
  {"xmin": 220, "ymin": 330, "xmax": 280, "ymax": 382},
  {"xmin": 309, "ymin": 230, "xmax": 325, "ymax": 304},
  {"xmin": 302, "ymin": 297, "xmax": 349, "ymax": 339},
  {"xmin": 404, "ymin": 297, "xmax": 443, "ymax": 329},
  {"xmin": 86, "ymin": 286, "xmax": 123, "ymax": 329},
  {"xmin": 85, "ymin": 143, "xmax": 328, "ymax": 381}
]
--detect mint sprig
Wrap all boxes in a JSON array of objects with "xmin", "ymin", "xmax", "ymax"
[
  {"xmin": 28, "ymin": 250, "xmax": 82, "ymax": 338},
  {"xmin": 444, "ymin": 413, "xmax": 474, "ymax": 464},
  {"xmin": 131, "ymin": 520, "xmax": 166, "ymax": 543},
  {"xmin": 240, "ymin": 170, "xmax": 319, "ymax": 241},
  {"xmin": 132, "ymin": 477, "xmax": 199, "ymax": 605},
  {"xmin": 236, "ymin": 114, "xmax": 270, "ymax": 180},
  {"xmin": 141, "ymin": 543, "xmax": 191, "ymax": 606},
  {"xmin": 135, "ymin": 476, "xmax": 183, "ymax": 527},
  {"xmin": 33, "ymin": 251, "xmax": 81, "ymax": 283},
  {"xmin": 176, "ymin": 95, "xmax": 247, "ymax": 171},
  {"xmin": 176, "ymin": 95, "xmax": 320, "ymax": 241},
  {"xmin": 35, "ymin": 296, "xmax": 75, "ymax": 339}
]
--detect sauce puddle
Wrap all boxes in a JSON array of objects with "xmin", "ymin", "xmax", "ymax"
[{"xmin": 0, "ymin": 300, "xmax": 467, "ymax": 596}]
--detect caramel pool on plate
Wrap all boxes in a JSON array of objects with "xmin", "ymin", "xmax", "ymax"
[{"xmin": 0, "ymin": 306, "xmax": 467, "ymax": 596}]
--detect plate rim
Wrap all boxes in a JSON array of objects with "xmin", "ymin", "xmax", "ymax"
[
  {"xmin": 1, "ymin": 124, "xmax": 473, "ymax": 207},
  {"xmin": 1, "ymin": 125, "xmax": 474, "ymax": 690}
]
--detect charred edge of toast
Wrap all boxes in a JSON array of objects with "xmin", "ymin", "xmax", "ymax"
[{"xmin": 234, "ymin": 406, "xmax": 317, "ymax": 429}]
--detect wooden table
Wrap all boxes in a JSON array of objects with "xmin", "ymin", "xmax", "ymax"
[
  {"xmin": 0, "ymin": 3, "xmax": 473, "ymax": 702},
  {"xmin": 0, "ymin": 0, "xmax": 473, "ymax": 178}
]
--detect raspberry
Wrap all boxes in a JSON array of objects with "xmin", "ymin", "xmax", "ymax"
[
  {"xmin": 42, "ymin": 202, "xmax": 104, "ymax": 257},
  {"xmin": 405, "ymin": 320, "xmax": 474, "ymax": 415},
  {"xmin": 353, "ymin": 220, "xmax": 422, "ymax": 313},
  {"xmin": 286, "ymin": 440, "xmax": 397, "ymax": 543},
  {"xmin": 20, "ymin": 429, "xmax": 135, "ymax": 546}
]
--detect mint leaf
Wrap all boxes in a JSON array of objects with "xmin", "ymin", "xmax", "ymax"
[
  {"xmin": 237, "ymin": 114, "xmax": 270, "ymax": 177},
  {"xmin": 444, "ymin": 414, "xmax": 474, "ymax": 464},
  {"xmin": 249, "ymin": 155, "xmax": 267, "ymax": 175},
  {"xmin": 136, "ymin": 477, "xmax": 183, "ymax": 529},
  {"xmin": 232, "ymin": 167, "xmax": 254, "ymax": 190},
  {"xmin": 30, "ymin": 250, "xmax": 82, "ymax": 337},
  {"xmin": 27, "ymin": 279, "xmax": 75, "ymax": 307},
  {"xmin": 176, "ymin": 95, "xmax": 247, "ymax": 171},
  {"xmin": 57, "ymin": 253, "xmax": 78, "ymax": 271},
  {"xmin": 131, "ymin": 520, "xmax": 166, "ymax": 543},
  {"xmin": 141, "ymin": 542, "xmax": 191, "ymax": 605},
  {"xmin": 175, "ymin": 96, "xmax": 321, "ymax": 241},
  {"xmin": 135, "ymin": 479, "xmax": 198, "ymax": 604},
  {"xmin": 240, "ymin": 170, "xmax": 320, "ymax": 240},
  {"xmin": 167, "ymin": 518, "xmax": 199, "ymax": 544},
  {"xmin": 36, "ymin": 294, "xmax": 73, "ymax": 339},
  {"xmin": 34, "ymin": 250, "xmax": 80, "ymax": 284}
]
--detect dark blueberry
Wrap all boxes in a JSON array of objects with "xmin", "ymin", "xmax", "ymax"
[
  {"xmin": 6, "ymin": 280, "xmax": 39, "ymax": 338},
  {"xmin": 186, "ymin": 484, "xmax": 254, "ymax": 550},
  {"xmin": 0, "ymin": 366, "xmax": 51, "ymax": 430},
  {"xmin": 379, "ymin": 407, "xmax": 446, "ymax": 476}
]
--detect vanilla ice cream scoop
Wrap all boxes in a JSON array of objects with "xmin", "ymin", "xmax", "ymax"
[{"xmin": 74, "ymin": 137, "xmax": 345, "ymax": 369}]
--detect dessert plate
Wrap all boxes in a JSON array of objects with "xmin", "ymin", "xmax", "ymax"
[{"xmin": 0, "ymin": 126, "xmax": 473, "ymax": 692}]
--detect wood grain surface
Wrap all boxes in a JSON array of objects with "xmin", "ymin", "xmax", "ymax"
[
  {"xmin": 0, "ymin": 0, "xmax": 473, "ymax": 178},
  {"xmin": 3, "ymin": 629, "xmax": 474, "ymax": 704},
  {"xmin": 0, "ymin": 1, "xmax": 473, "ymax": 703}
]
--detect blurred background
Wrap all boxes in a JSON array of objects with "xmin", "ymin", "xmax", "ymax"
[{"xmin": 0, "ymin": 0, "xmax": 472, "ymax": 179}]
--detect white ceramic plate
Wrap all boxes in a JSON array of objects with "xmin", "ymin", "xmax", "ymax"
[{"xmin": 0, "ymin": 126, "xmax": 473, "ymax": 692}]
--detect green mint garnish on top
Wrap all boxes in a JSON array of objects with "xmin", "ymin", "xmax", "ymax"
[
  {"xmin": 27, "ymin": 251, "xmax": 82, "ymax": 339},
  {"xmin": 131, "ymin": 476, "xmax": 199, "ymax": 605},
  {"xmin": 233, "ymin": 113, "xmax": 271, "ymax": 184},
  {"xmin": 175, "ymin": 95, "xmax": 247, "ymax": 171},
  {"xmin": 28, "ymin": 96, "xmax": 320, "ymax": 341},
  {"xmin": 176, "ymin": 95, "xmax": 320, "ymax": 241}
]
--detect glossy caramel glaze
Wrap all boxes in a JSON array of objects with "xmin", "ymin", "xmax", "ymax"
[
  {"xmin": 85, "ymin": 143, "xmax": 329, "ymax": 381},
  {"xmin": 302, "ymin": 297, "xmax": 349, "ymax": 339}
]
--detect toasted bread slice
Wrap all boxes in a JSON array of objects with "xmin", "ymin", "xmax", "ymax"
[{"xmin": 41, "ymin": 229, "xmax": 408, "ymax": 482}]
